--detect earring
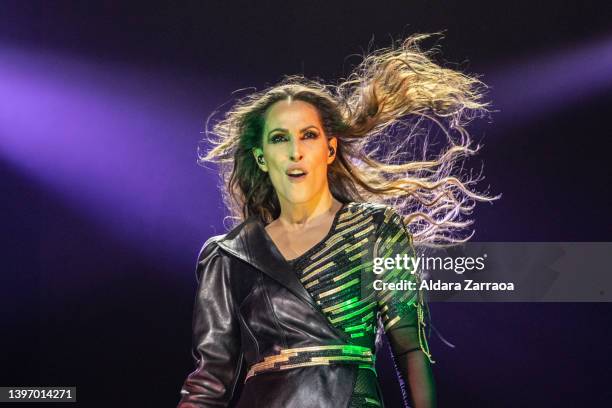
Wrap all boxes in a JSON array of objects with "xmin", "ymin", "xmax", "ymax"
[{"xmin": 329, "ymin": 147, "xmax": 335, "ymax": 157}]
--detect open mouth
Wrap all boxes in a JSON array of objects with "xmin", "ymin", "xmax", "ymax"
[{"xmin": 286, "ymin": 169, "xmax": 308, "ymax": 180}]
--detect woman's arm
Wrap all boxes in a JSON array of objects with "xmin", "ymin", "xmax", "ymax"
[
  {"xmin": 388, "ymin": 325, "xmax": 437, "ymax": 408},
  {"xmin": 178, "ymin": 240, "xmax": 242, "ymax": 408},
  {"xmin": 375, "ymin": 206, "xmax": 437, "ymax": 407},
  {"xmin": 401, "ymin": 350, "xmax": 437, "ymax": 408}
]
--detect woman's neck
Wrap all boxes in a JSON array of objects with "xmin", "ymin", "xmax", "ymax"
[{"xmin": 276, "ymin": 191, "xmax": 342, "ymax": 230}]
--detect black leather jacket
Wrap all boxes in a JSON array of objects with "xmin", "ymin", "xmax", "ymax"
[{"xmin": 177, "ymin": 203, "xmax": 430, "ymax": 408}]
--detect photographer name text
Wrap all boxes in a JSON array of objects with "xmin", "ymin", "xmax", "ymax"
[{"xmin": 373, "ymin": 279, "xmax": 515, "ymax": 291}]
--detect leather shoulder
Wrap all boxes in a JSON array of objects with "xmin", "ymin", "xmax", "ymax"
[
  {"xmin": 194, "ymin": 216, "xmax": 258, "ymax": 282},
  {"xmin": 193, "ymin": 234, "xmax": 229, "ymax": 284},
  {"xmin": 197, "ymin": 234, "xmax": 226, "ymax": 261},
  {"xmin": 196, "ymin": 216, "xmax": 254, "ymax": 263},
  {"xmin": 194, "ymin": 223, "xmax": 259, "ymax": 303}
]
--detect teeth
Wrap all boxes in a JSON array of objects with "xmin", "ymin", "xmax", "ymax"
[{"xmin": 287, "ymin": 170, "xmax": 305, "ymax": 175}]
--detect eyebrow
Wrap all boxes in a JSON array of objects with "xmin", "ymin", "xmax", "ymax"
[{"xmin": 267, "ymin": 125, "xmax": 320, "ymax": 137}]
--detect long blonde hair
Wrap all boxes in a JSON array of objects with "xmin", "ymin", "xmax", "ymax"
[{"xmin": 201, "ymin": 32, "xmax": 500, "ymax": 246}]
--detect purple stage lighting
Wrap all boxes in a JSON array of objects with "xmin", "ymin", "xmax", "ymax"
[
  {"xmin": 0, "ymin": 45, "xmax": 226, "ymax": 267},
  {"xmin": 487, "ymin": 34, "xmax": 612, "ymax": 124}
]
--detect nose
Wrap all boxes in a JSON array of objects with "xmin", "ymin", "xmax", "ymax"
[{"xmin": 289, "ymin": 139, "xmax": 303, "ymax": 162}]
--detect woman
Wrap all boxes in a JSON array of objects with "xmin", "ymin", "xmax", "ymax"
[{"xmin": 178, "ymin": 33, "xmax": 497, "ymax": 408}]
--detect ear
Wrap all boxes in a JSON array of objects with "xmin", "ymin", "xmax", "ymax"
[
  {"xmin": 327, "ymin": 137, "xmax": 338, "ymax": 165},
  {"xmin": 252, "ymin": 147, "xmax": 268, "ymax": 172}
]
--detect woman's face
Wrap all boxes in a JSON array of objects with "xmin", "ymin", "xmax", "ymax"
[{"xmin": 254, "ymin": 99, "xmax": 337, "ymax": 206}]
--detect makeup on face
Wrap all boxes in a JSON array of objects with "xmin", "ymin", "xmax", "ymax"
[{"xmin": 261, "ymin": 100, "xmax": 333, "ymax": 204}]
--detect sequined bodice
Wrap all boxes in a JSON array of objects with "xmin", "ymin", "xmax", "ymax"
[{"xmin": 286, "ymin": 203, "xmax": 382, "ymax": 346}]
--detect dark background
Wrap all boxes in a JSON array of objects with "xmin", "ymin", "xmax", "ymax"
[{"xmin": 1, "ymin": 1, "xmax": 611, "ymax": 407}]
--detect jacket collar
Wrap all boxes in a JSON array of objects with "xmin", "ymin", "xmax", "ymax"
[{"xmin": 215, "ymin": 216, "xmax": 319, "ymax": 311}]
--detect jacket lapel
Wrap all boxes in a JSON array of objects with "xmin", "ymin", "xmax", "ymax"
[{"xmin": 216, "ymin": 216, "xmax": 320, "ymax": 311}]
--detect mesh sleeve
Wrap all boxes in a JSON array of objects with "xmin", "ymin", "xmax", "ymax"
[{"xmin": 374, "ymin": 207, "xmax": 434, "ymax": 363}]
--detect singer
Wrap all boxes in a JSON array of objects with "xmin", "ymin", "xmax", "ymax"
[{"xmin": 177, "ymin": 33, "xmax": 496, "ymax": 408}]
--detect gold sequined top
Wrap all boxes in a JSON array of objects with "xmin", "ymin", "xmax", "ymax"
[{"xmin": 282, "ymin": 202, "xmax": 432, "ymax": 407}]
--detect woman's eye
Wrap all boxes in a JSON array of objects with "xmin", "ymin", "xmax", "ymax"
[
  {"xmin": 270, "ymin": 134, "xmax": 287, "ymax": 143},
  {"xmin": 303, "ymin": 130, "xmax": 318, "ymax": 139}
]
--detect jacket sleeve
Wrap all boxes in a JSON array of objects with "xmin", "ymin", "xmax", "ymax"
[
  {"xmin": 177, "ymin": 238, "xmax": 243, "ymax": 407},
  {"xmin": 374, "ymin": 207, "xmax": 437, "ymax": 407},
  {"xmin": 374, "ymin": 207, "xmax": 434, "ymax": 362}
]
